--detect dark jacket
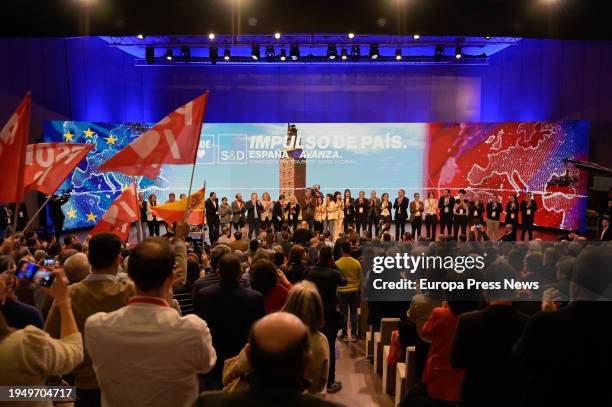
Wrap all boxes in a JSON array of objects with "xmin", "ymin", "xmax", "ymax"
[
  {"xmin": 451, "ymin": 305, "xmax": 528, "ymax": 407},
  {"xmin": 486, "ymin": 201, "xmax": 503, "ymax": 221},
  {"xmin": 438, "ymin": 195, "xmax": 455, "ymax": 217},
  {"xmin": 299, "ymin": 196, "xmax": 315, "ymax": 219},
  {"xmin": 304, "ymin": 264, "xmax": 347, "ymax": 316},
  {"xmin": 368, "ymin": 198, "xmax": 381, "ymax": 218},
  {"xmin": 49, "ymin": 194, "xmax": 69, "ymax": 222},
  {"xmin": 205, "ymin": 197, "xmax": 219, "ymax": 221},
  {"xmin": 272, "ymin": 201, "xmax": 285, "ymax": 222},
  {"xmin": 245, "ymin": 200, "xmax": 264, "ymax": 223},
  {"xmin": 354, "ymin": 198, "xmax": 369, "ymax": 219},
  {"xmin": 520, "ymin": 199, "xmax": 537, "ymax": 220},
  {"xmin": 469, "ymin": 201, "xmax": 485, "ymax": 224},
  {"xmin": 293, "ymin": 228, "xmax": 312, "ymax": 246},
  {"xmin": 393, "ymin": 197, "xmax": 409, "ymax": 220}
]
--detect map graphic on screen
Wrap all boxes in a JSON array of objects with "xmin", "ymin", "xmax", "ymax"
[{"xmin": 43, "ymin": 120, "xmax": 587, "ymax": 231}]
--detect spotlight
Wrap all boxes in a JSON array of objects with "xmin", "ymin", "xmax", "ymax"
[
  {"xmin": 350, "ymin": 45, "xmax": 360, "ymax": 57},
  {"xmin": 455, "ymin": 46, "xmax": 462, "ymax": 59},
  {"xmin": 165, "ymin": 49, "xmax": 173, "ymax": 61},
  {"xmin": 223, "ymin": 49, "xmax": 230, "ymax": 61},
  {"xmin": 395, "ymin": 48, "xmax": 402, "ymax": 60},
  {"xmin": 290, "ymin": 44, "xmax": 300, "ymax": 60},
  {"xmin": 327, "ymin": 44, "xmax": 337, "ymax": 60},
  {"xmin": 435, "ymin": 45, "xmax": 444, "ymax": 58},
  {"xmin": 348, "ymin": 32, "xmax": 355, "ymax": 39},
  {"xmin": 280, "ymin": 49, "xmax": 287, "ymax": 61},
  {"xmin": 484, "ymin": 36, "xmax": 492, "ymax": 40},
  {"xmin": 369, "ymin": 44, "xmax": 379, "ymax": 59},
  {"xmin": 413, "ymin": 34, "xmax": 420, "ymax": 40},
  {"xmin": 181, "ymin": 46, "xmax": 191, "ymax": 61},
  {"xmin": 209, "ymin": 47, "xmax": 218, "ymax": 64},
  {"xmin": 274, "ymin": 32, "xmax": 281, "ymax": 39},
  {"xmin": 341, "ymin": 49, "xmax": 348, "ymax": 60},
  {"xmin": 145, "ymin": 47, "xmax": 154, "ymax": 64},
  {"xmin": 137, "ymin": 34, "xmax": 145, "ymax": 40},
  {"xmin": 265, "ymin": 46, "xmax": 276, "ymax": 59},
  {"xmin": 208, "ymin": 33, "xmax": 215, "ymax": 40},
  {"xmin": 251, "ymin": 45, "xmax": 260, "ymax": 60}
]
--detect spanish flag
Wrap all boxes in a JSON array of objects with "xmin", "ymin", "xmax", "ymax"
[{"xmin": 152, "ymin": 188, "xmax": 205, "ymax": 225}]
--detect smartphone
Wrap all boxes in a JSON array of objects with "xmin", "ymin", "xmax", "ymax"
[
  {"xmin": 32, "ymin": 269, "xmax": 55, "ymax": 287},
  {"xmin": 16, "ymin": 260, "xmax": 39, "ymax": 280},
  {"xmin": 43, "ymin": 258, "xmax": 55, "ymax": 269}
]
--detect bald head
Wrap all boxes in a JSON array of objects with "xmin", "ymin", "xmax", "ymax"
[
  {"xmin": 248, "ymin": 312, "xmax": 310, "ymax": 378},
  {"xmin": 63, "ymin": 252, "xmax": 91, "ymax": 283}
]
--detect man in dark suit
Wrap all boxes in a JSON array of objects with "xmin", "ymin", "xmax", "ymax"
[
  {"xmin": 272, "ymin": 194, "xmax": 286, "ymax": 233},
  {"xmin": 49, "ymin": 191, "xmax": 70, "ymax": 240},
  {"xmin": 193, "ymin": 312, "xmax": 342, "ymax": 407},
  {"xmin": 354, "ymin": 191, "xmax": 369, "ymax": 236},
  {"xmin": 451, "ymin": 262, "xmax": 529, "ymax": 407},
  {"xmin": 193, "ymin": 253, "xmax": 266, "ymax": 389},
  {"xmin": 305, "ymin": 246, "xmax": 347, "ymax": 393},
  {"xmin": 438, "ymin": 188, "xmax": 454, "ymax": 236},
  {"xmin": 299, "ymin": 188, "xmax": 315, "ymax": 232},
  {"xmin": 367, "ymin": 191, "xmax": 381, "ymax": 238},
  {"xmin": 205, "ymin": 191, "xmax": 220, "ymax": 244},
  {"xmin": 499, "ymin": 224, "xmax": 515, "ymax": 241},
  {"xmin": 520, "ymin": 191, "xmax": 537, "ymax": 241},
  {"xmin": 245, "ymin": 192, "xmax": 264, "ymax": 239},
  {"xmin": 512, "ymin": 246, "xmax": 612, "ymax": 407},
  {"xmin": 600, "ymin": 217, "xmax": 611, "ymax": 241},
  {"xmin": 393, "ymin": 189, "xmax": 409, "ymax": 241}
]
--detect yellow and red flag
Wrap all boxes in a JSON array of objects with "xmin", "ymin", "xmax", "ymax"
[
  {"xmin": 152, "ymin": 188, "xmax": 205, "ymax": 225},
  {"xmin": 90, "ymin": 182, "xmax": 139, "ymax": 240}
]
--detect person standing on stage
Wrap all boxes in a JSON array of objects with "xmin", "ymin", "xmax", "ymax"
[
  {"xmin": 299, "ymin": 188, "xmax": 315, "ymax": 232},
  {"xmin": 314, "ymin": 196, "xmax": 325, "ymax": 234},
  {"xmin": 453, "ymin": 190, "xmax": 468, "ymax": 239},
  {"xmin": 354, "ymin": 191, "xmax": 369, "ymax": 236},
  {"xmin": 438, "ymin": 189, "xmax": 454, "ymax": 236},
  {"xmin": 343, "ymin": 189, "xmax": 355, "ymax": 232},
  {"xmin": 285, "ymin": 196, "xmax": 301, "ymax": 233},
  {"xmin": 368, "ymin": 191, "xmax": 381, "ymax": 238},
  {"xmin": 409, "ymin": 192, "xmax": 424, "ymax": 239},
  {"xmin": 245, "ymin": 192, "xmax": 264, "ymax": 239},
  {"xmin": 231, "ymin": 193, "xmax": 246, "ymax": 232},
  {"xmin": 505, "ymin": 195, "xmax": 519, "ymax": 240},
  {"xmin": 393, "ymin": 189, "xmax": 409, "ymax": 241},
  {"xmin": 520, "ymin": 192, "xmax": 537, "ymax": 241},
  {"xmin": 272, "ymin": 194, "xmax": 286, "ymax": 233},
  {"xmin": 260, "ymin": 192, "xmax": 274, "ymax": 232},
  {"xmin": 205, "ymin": 192, "xmax": 220, "ymax": 244},
  {"xmin": 218, "ymin": 197, "xmax": 232, "ymax": 231},
  {"xmin": 380, "ymin": 193, "xmax": 392, "ymax": 227},
  {"xmin": 424, "ymin": 192, "xmax": 438, "ymax": 240},
  {"xmin": 469, "ymin": 193, "xmax": 486, "ymax": 241},
  {"xmin": 146, "ymin": 194, "xmax": 160, "ymax": 236},
  {"xmin": 49, "ymin": 191, "xmax": 70, "ymax": 240},
  {"xmin": 486, "ymin": 195, "xmax": 503, "ymax": 239},
  {"xmin": 334, "ymin": 192, "xmax": 344, "ymax": 240},
  {"xmin": 323, "ymin": 194, "xmax": 337, "ymax": 236}
]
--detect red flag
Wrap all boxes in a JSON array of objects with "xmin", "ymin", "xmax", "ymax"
[
  {"xmin": 90, "ymin": 183, "xmax": 139, "ymax": 240},
  {"xmin": 0, "ymin": 93, "xmax": 31, "ymax": 203},
  {"xmin": 97, "ymin": 92, "xmax": 208, "ymax": 178},
  {"xmin": 24, "ymin": 143, "xmax": 93, "ymax": 195}
]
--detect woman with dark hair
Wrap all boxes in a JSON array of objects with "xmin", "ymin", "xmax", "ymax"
[
  {"xmin": 505, "ymin": 195, "xmax": 519, "ymax": 240},
  {"xmin": 147, "ymin": 194, "xmax": 160, "ymax": 236},
  {"xmin": 249, "ymin": 259, "xmax": 292, "ymax": 313},
  {"xmin": 343, "ymin": 189, "xmax": 355, "ymax": 232},
  {"xmin": 285, "ymin": 245, "xmax": 307, "ymax": 284},
  {"xmin": 173, "ymin": 257, "xmax": 201, "ymax": 315},
  {"xmin": 380, "ymin": 193, "xmax": 392, "ymax": 227},
  {"xmin": 425, "ymin": 191, "xmax": 438, "ymax": 240}
]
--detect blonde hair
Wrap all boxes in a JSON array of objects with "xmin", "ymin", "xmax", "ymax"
[{"xmin": 281, "ymin": 281, "xmax": 324, "ymax": 332}]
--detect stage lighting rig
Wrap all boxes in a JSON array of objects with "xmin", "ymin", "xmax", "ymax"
[
  {"xmin": 223, "ymin": 49, "xmax": 230, "ymax": 61},
  {"xmin": 341, "ymin": 49, "xmax": 348, "ymax": 60},
  {"xmin": 395, "ymin": 48, "xmax": 402, "ymax": 60},
  {"xmin": 280, "ymin": 49, "xmax": 287, "ymax": 61},
  {"xmin": 455, "ymin": 46, "xmax": 462, "ymax": 59},
  {"xmin": 165, "ymin": 49, "xmax": 173, "ymax": 61}
]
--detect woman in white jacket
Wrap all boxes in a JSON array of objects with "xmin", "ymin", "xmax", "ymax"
[
  {"xmin": 314, "ymin": 196, "xmax": 325, "ymax": 234},
  {"xmin": 324, "ymin": 194, "xmax": 337, "ymax": 236},
  {"xmin": 334, "ymin": 191, "xmax": 344, "ymax": 240}
]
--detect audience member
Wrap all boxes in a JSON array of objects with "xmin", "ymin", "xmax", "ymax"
[
  {"xmin": 249, "ymin": 259, "xmax": 292, "ymax": 313},
  {"xmin": 229, "ymin": 231, "xmax": 249, "ymax": 252},
  {"xmin": 335, "ymin": 242, "xmax": 363, "ymax": 342}
]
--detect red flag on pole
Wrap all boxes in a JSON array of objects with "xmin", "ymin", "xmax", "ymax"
[
  {"xmin": 97, "ymin": 92, "xmax": 208, "ymax": 178},
  {"xmin": 24, "ymin": 143, "xmax": 94, "ymax": 195},
  {"xmin": 90, "ymin": 182, "xmax": 139, "ymax": 240},
  {"xmin": 0, "ymin": 93, "xmax": 31, "ymax": 203}
]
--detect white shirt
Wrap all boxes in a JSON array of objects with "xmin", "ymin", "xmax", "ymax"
[{"xmin": 85, "ymin": 297, "xmax": 216, "ymax": 407}]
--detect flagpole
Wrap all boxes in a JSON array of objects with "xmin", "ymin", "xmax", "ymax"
[
  {"xmin": 201, "ymin": 180, "xmax": 207, "ymax": 245},
  {"xmin": 11, "ymin": 201, "xmax": 21, "ymax": 238},
  {"xmin": 133, "ymin": 177, "xmax": 143, "ymax": 243},
  {"xmin": 18, "ymin": 195, "xmax": 52, "ymax": 236}
]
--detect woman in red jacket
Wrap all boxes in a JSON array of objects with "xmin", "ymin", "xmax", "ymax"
[{"xmin": 249, "ymin": 259, "xmax": 293, "ymax": 313}]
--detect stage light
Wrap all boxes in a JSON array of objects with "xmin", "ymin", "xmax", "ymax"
[
  {"xmin": 145, "ymin": 47, "xmax": 154, "ymax": 64},
  {"xmin": 274, "ymin": 32, "xmax": 281, "ymax": 39},
  {"xmin": 413, "ymin": 34, "xmax": 420, "ymax": 40},
  {"xmin": 137, "ymin": 34, "xmax": 145, "ymax": 40},
  {"xmin": 280, "ymin": 49, "xmax": 287, "ymax": 61},
  {"xmin": 181, "ymin": 46, "xmax": 191, "ymax": 61},
  {"xmin": 395, "ymin": 48, "xmax": 402, "ymax": 60},
  {"xmin": 265, "ymin": 46, "xmax": 276, "ymax": 59},
  {"xmin": 223, "ymin": 49, "xmax": 230, "ymax": 61},
  {"xmin": 369, "ymin": 44, "xmax": 379, "ymax": 59},
  {"xmin": 209, "ymin": 47, "xmax": 218, "ymax": 64},
  {"xmin": 208, "ymin": 33, "xmax": 215, "ymax": 40},
  {"xmin": 455, "ymin": 46, "xmax": 462, "ymax": 59},
  {"xmin": 350, "ymin": 45, "xmax": 360, "ymax": 57},
  {"xmin": 327, "ymin": 44, "xmax": 337, "ymax": 60},
  {"xmin": 435, "ymin": 45, "xmax": 444, "ymax": 58},
  {"xmin": 251, "ymin": 45, "xmax": 260, "ymax": 60},
  {"xmin": 341, "ymin": 49, "xmax": 347, "ymax": 60},
  {"xmin": 290, "ymin": 44, "xmax": 300, "ymax": 60},
  {"xmin": 484, "ymin": 36, "xmax": 492, "ymax": 39},
  {"xmin": 348, "ymin": 32, "xmax": 355, "ymax": 39},
  {"xmin": 165, "ymin": 49, "xmax": 173, "ymax": 61}
]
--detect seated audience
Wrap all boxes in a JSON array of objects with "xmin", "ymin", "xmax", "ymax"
[{"xmin": 85, "ymin": 237, "xmax": 216, "ymax": 407}]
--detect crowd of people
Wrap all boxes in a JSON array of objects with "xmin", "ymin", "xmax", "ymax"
[{"xmin": 0, "ymin": 186, "xmax": 611, "ymax": 407}]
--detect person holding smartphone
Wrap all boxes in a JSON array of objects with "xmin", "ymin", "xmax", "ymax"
[{"xmin": 0, "ymin": 258, "xmax": 84, "ymax": 393}]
